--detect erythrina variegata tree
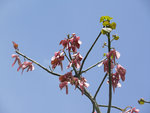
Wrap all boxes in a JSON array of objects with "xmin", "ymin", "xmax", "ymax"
[{"xmin": 11, "ymin": 16, "xmax": 140, "ymax": 113}]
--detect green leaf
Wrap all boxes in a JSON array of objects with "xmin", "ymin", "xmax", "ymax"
[
  {"xmin": 100, "ymin": 16, "xmax": 105, "ymax": 23},
  {"xmin": 104, "ymin": 16, "xmax": 113, "ymax": 21},
  {"xmin": 115, "ymin": 36, "xmax": 119, "ymax": 40},
  {"xmin": 112, "ymin": 35, "xmax": 119, "ymax": 40},
  {"xmin": 103, "ymin": 21, "xmax": 110, "ymax": 26},
  {"xmin": 110, "ymin": 22, "xmax": 116, "ymax": 29},
  {"xmin": 100, "ymin": 16, "xmax": 113, "ymax": 23}
]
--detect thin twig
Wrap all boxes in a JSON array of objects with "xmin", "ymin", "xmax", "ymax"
[
  {"xmin": 81, "ymin": 58, "xmax": 106, "ymax": 74},
  {"xmin": 16, "ymin": 51, "xmax": 61, "ymax": 77},
  {"xmin": 94, "ymin": 73, "xmax": 108, "ymax": 99},
  {"xmin": 49, "ymin": 66, "xmax": 53, "ymax": 72},
  {"xmin": 63, "ymin": 51, "xmax": 71, "ymax": 62},
  {"xmin": 144, "ymin": 101, "xmax": 150, "ymax": 104},
  {"xmin": 79, "ymin": 32, "xmax": 102, "ymax": 76},
  {"xmin": 98, "ymin": 104, "xmax": 123, "ymax": 111}
]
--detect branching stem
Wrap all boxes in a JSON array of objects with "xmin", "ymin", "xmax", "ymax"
[
  {"xmin": 79, "ymin": 32, "xmax": 102, "ymax": 76},
  {"xmin": 98, "ymin": 104, "xmax": 123, "ymax": 111},
  {"xmin": 16, "ymin": 51, "xmax": 61, "ymax": 77},
  {"xmin": 77, "ymin": 87, "xmax": 101, "ymax": 113},
  {"xmin": 81, "ymin": 58, "xmax": 106, "ymax": 74}
]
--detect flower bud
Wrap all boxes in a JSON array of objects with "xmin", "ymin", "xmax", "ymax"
[
  {"xmin": 112, "ymin": 35, "xmax": 119, "ymax": 40},
  {"xmin": 138, "ymin": 98, "xmax": 145, "ymax": 105}
]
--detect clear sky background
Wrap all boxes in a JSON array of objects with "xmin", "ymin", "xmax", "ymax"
[{"xmin": 0, "ymin": 0, "xmax": 150, "ymax": 113}]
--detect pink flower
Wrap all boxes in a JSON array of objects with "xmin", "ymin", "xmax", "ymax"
[
  {"xmin": 59, "ymin": 72, "xmax": 89, "ymax": 95},
  {"xmin": 107, "ymin": 64, "xmax": 126, "ymax": 92},
  {"xmin": 106, "ymin": 49, "xmax": 120, "ymax": 63},
  {"xmin": 59, "ymin": 81, "xmax": 69, "ymax": 94},
  {"xmin": 67, "ymin": 53, "xmax": 83, "ymax": 69},
  {"xmin": 59, "ymin": 72, "xmax": 73, "ymax": 94},
  {"xmin": 12, "ymin": 54, "xmax": 34, "ymax": 74},
  {"xmin": 59, "ymin": 71, "xmax": 73, "ymax": 82},
  {"xmin": 79, "ymin": 77, "xmax": 90, "ymax": 95},
  {"xmin": 17, "ymin": 61, "xmax": 34, "ymax": 74},
  {"xmin": 116, "ymin": 64, "xmax": 126, "ymax": 81},
  {"xmin": 122, "ymin": 107, "xmax": 140, "ymax": 113},
  {"xmin": 51, "ymin": 51, "xmax": 64, "ymax": 70},
  {"xmin": 103, "ymin": 59, "xmax": 114, "ymax": 72},
  {"xmin": 103, "ymin": 50, "xmax": 126, "ymax": 92},
  {"xmin": 59, "ymin": 38, "xmax": 69, "ymax": 49},
  {"xmin": 68, "ymin": 33, "xmax": 82, "ymax": 52},
  {"xmin": 130, "ymin": 107, "xmax": 140, "ymax": 113},
  {"xmin": 111, "ymin": 72, "xmax": 121, "ymax": 92},
  {"xmin": 59, "ymin": 33, "xmax": 82, "ymax": 52},
  {"xmin": 71, "ymin": 77, "xmax": 79, "ymax": 89},
  {"xmin": 12, "ymin": 54, "xmax": 21, "ymax": 67}
]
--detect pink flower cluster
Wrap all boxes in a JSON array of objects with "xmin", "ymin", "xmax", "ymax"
[
  {"xmin": 121, "ymin": 107, "xmax": 139, "ymax": 113},
  {"xmin": 67, "ymin": 52, "xmax": 83, "ymax": 69},
  {"xmin": 51, "ymin": 51, "xmax": 64, "ymax": 70},
  {"xmin": 11, "ymin": 42, "xmax": 34, "ymax": 74},
  {"xmin": 59, "ymin": 71, "xmax": 89, "ymax": 95},
  {"xmin": 12, "ymin": 54, "xmax": 34, "ymax": 74},
  {"xmin": 56, "ymin": 33, "xmax": 89, "ymax": 95},
  {"xmin": 51, "ymin": 33, "xmax": 82, "ymax": 70},
  {"xmin": 103, "ymin": 49, "xmax": 126, "ymax": 92},
  {"xmin": 60, "ymin": 33, "xmax": 82, "ymax": 53}
]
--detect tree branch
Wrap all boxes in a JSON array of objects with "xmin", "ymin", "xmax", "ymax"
[
  {"xmin": 78, "ymin": 32, "xmax": 102, "ymax": 76},
  {"xmin": 77, "ymin": 87, "xmax": 101, "ymax": 113},
  {"xmin": 81, "ymin": 58, "xmax": 106, "ymax": 74},
  {"xmin": 107, "ymin": 33, "xmax": 112, "ymax": 113},
  {"xmin": 16, "ymin": 51, "xmax": 101, "ymax": 112},
  {"xmin": 94, "ymin": 73, "xmax": 108, "ymax": 99},
  {"xmin": 98, "ymin": 104, "xmax": 123, "ymax": 111},
  {"xmin": 16, "ymin": 51, "xmax": 61, "ymax": 77},
  {"xmin": 63, "ymin": 51, "xmax": 71, "ymax": 62},
  {"xmin": 144, "ymin": 101, "xmax": 150, "ymax": 104}
]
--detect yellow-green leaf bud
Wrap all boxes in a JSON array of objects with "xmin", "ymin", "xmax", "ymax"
[
  {"xmin": 112, "ymin": 35, "xmax": 119, "ymax": 40},
  {"xmin": 110, "ymin": 22, "xmax": 116, "ymax": 30},
  {"xmin": 103, "ymin": 53, "xmax": 106, "ymax": 56},
  {"xmin": 103, "ymin": 21, "xmax": 110, "ymax": 27},
  {"xmin": 138, "ymin": 98, "xmax": 145, "ymax": 105}
]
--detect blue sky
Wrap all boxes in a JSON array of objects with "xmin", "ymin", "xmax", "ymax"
[{"xmin": 0, "ymin": 0, "xmax": 150, "ymax": 113}]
